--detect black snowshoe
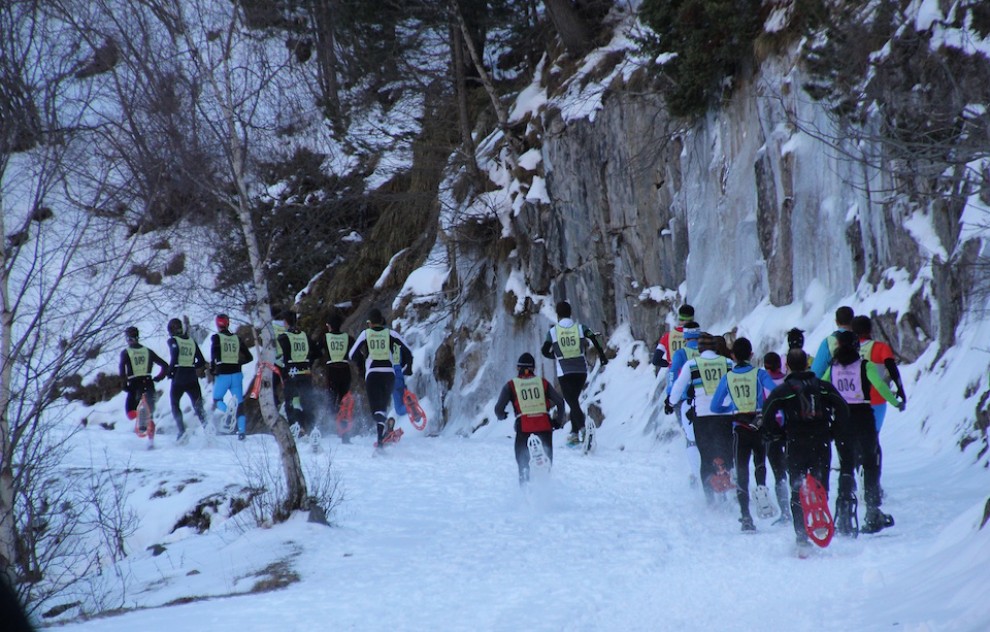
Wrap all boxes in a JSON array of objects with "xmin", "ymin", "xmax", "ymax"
[{"xmin": 834, "ymin": 493, "xmax": 859, "ymax": 538}]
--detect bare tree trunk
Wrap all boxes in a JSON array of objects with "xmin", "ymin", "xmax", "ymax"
[
  {"xmin": 448, "ymin": 0, "xmax": 518, "ymax": 167},
  {"xmin": 544, "ymin": 0, "xmax": 594, "ymax": 55},
  {"xmin": 449, "ymin": 21, "xmax": 481, "ymax": 183},
  {"xmin": 309, "ymin": 0, "xmax": 342, "ymax": 127},
  {"xmin": 0, "ymin": 189, "xmax": 18, "ymax": 587}
]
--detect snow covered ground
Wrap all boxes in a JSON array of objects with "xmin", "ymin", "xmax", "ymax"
[{"xmin": 46, "ymin": 361, "xmax": 990, "ymax": 632}]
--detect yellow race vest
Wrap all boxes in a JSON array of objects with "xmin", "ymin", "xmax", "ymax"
[
  {"xmin": 217, "ymin": 333, "xmax": 240, "ymax": 365},
  {"xmin": 126, "ymin": 346, "xmax": 150, "ymax": 377},
  {"xmin": 555, "ymin": 323, "xmax": 582, "ymax": 359},
  {"xmin": 366, "ymin": 328, "xmax": 391, "ymax": 361},
  {"xmin": 325, "ymin": 332, "xmax": 349, "ymax": 363},
  {"xmin": 697, "ymin": 357, "xmax": 729, "ymax": 396},
  {"xmin": 727, "ymin": 370, "xmax": 758, "ymax": 413},
  {"xmin": 175, "ymin": 336, "xmax": 196, "ymax": 368}
]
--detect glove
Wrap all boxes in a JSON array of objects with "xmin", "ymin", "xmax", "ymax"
[
  {"xmin": 153, "ymin": 373, "xmax": 166, "ymax": 383},
  {"xmin": 664, "ymin": 398, "xmax": 674, "ymax": 415},
  {"xmin": 657, "ymin": 358, "xmax": 669, "ymax": 369},
  {"xmin": 601, "ymin": 357, "xmax": 609, "ymax": 367},
  {"xmin": 403, "ymin": 365, "xmax": 413, "ymax": 376},
  {"xmin": 895, "ymin": 388, "xmax": 907, "ymax": 404},
  {"xmin": 553, "ymin": 418, "xmax": 564, "ymax": 430},
  {"xmin": 897, "ymin": 400, "xmax": 906, "ymax": 412}
]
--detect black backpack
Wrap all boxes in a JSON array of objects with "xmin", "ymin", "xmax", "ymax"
[{"xmin": 792, "ymin": 375, "xmax": 832, "ymax": 423}]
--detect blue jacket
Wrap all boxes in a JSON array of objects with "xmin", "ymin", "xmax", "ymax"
[
  {"xmin": 810, "ymin": 328, "xmax": 846, "ymax": 378},
  {"xmin": 666, "ymin": 340, "xmax": 699, "ymax": 396},
  {"xmin": 710, "ymin": 364, "xmax": 778, "ymax": 417}
]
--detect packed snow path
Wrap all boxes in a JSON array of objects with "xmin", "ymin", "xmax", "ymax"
[{"xmin": 54, "ymin": 415, "xmax": 989, "ymax": 631}]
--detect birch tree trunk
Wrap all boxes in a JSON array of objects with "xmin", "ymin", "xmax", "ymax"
[
  {"xmin": 174, "ymin": 0, "xmax": 309, "ymax": 517},
  {"xmin": 0, "ymin": 190, "xmax": 18, "ymax": 587}
]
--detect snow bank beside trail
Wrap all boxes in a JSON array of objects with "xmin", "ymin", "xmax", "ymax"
[{"xmin": 856, "ymin": 498, "xmax": 990, "ymax": 631}]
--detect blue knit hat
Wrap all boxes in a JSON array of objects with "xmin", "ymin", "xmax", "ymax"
[{"xmin": 682, "ymin": 321, "xmax": 701, "ymax": 340}]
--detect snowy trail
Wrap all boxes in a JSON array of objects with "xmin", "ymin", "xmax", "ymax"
[{"xmin": 51, "ymin": 408, "xmax": 989, "ymax": 632}]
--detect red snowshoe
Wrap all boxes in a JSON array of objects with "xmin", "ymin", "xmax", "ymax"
[
  {"xmin": 710, "ymin": 458, "xmax": 735, "ymax": 493},
  {"xmin": 799, "ymin": 474, "xmax": 834, "ymax": 548}
]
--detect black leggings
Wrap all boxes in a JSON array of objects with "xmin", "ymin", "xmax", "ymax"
[
  {"xmin": 514, "ymin": 431, "xmax": 553, "ymax": 483},
  {"xmin": 170, "ymin": 379, "xmax": 206, "ymax": 433},
  {"xmin": 693, "ymin": 414, "xmax": 734, "ymax": 500},
  {"xmin": 834, "ymin": 404, "xmax": 883, "ymax": 510},
  {"xmin": 125, "ymin": 378, "xmax": 156, "ymax": 418},
  {"xmin": 284, "ymin": 375, "xmax": 319, "ymax": 433},
  {"xmin": 325, "ymin": 363, "xmax": 352, "ymax": 414},
  {"xmin": 558, "ymin": 373, "xmax": 587, "ymax": 433},
  {"xmin": 786, "ymin": 434, "xmax": 832, "ymax": 540},
  {"xmin": 733, "ymin": 426, "xmax": 767, "ymax": 517},
  {"xmin": 365, "ymin": 372, "xmax": 395, "ymax": 443}
]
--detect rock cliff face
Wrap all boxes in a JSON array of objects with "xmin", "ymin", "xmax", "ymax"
[
  {"xmin": 420, "ymin": 20, "xmax": 986, "ymax": 434},
  {"xmin": 531, "ymin": 57, "xmax": 946, "ymax": 354}
]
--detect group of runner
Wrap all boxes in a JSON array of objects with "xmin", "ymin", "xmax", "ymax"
[
  {"xmin": 121, "ymin": 298, "xmax": 908, "ymax": 546},
  {"xmin": 655, "ymin": 304, "xmax": 906, "ymax": 546},
  {"xmin": 118, "ymin": 308, "xmax": 414, "ymax": 450}
]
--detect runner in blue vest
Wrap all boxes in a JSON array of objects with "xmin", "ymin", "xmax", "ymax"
[
  {"xmin": 119, "ymin": 326, "xmax": 168, "ymax": 433},
  {"xmin": 541, "ymin": 300, "xmax": 608, "ymax": 447},
  {"xmin": 349, "ymin": 308, "xmax": 413, "ymax": 451},
  {"xmin": 165, "ymin": 318, "xmax": 207, "ymax": 442},
  {"xmin": 494, "ymin": 353, "xmax": 566, "ymax": 485},
  {"xmin": 711, "ymin": 337, "xmax": 779, "ymax": 530},
  {"xmin": 209, "ymin": 313, "xmax": 253, "ymax": 439}
]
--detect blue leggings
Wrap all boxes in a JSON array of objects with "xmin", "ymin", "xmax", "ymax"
[
  {"xmin": 213, "ymin": 373, "xmax": 246, "ymax": 434},
  {"xmin": 873, "ymin": 404, "xmax": 887, "ymax": 432}
]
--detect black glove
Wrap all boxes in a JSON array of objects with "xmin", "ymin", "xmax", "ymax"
[
  {"xmin": 895, "ymin": 387, "xmax": 907, "ymax": 404},
  {"xmin": 663, "ymin": 398, "xmax": 674, "ymax": 415},
  {"xmin": 553, "ymin": 418, "xmax": 564, "ymax": 430},
  {"xmin": 657, "ymin": 358, "xmax": 669, "ymax": 369},
  {"xmin": 897, "ymin": 400, "xmax": 906, "ymax": 412},
  {"xmin": 122, "ymin": 379, "xmax": 132, "ymax": 393},
  {"xmin": 601, "ymin": 357, "xmax": 609, "ymax": 367},
  {"xmin": 403, "ymin": 365, "xmax": 413, "ymax": 376}
]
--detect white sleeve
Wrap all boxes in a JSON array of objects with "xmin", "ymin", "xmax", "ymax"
[{"xmin": 348, "ymin": 330, "xmax": 367, "ymax": 360}]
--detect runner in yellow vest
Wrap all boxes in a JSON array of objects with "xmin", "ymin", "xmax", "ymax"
[
  {"xmin": 669, "ymin": 332, "xmax": 735, "ymax": 504},
  {"xmin": 540, "ymin": 300, "xmax": 608, "ymax": 447},
  {"xmin": 711, "ymin": 337, "xmax": 779, "ymax": 530},
  {"xmin": 348, "ymin": 308, "xmax": 413, "ymax": 451},
  {"xmin": 494, "ymin": 353, "xmax": 566, "ymax": 485},
  {"xmin": 210, "ymin": 313, "xmax": 253, "ymax": 439},
  {"xmin": 165, "ymin": 318, "xmax": 207, "ymax": 442},
  {"xmin": 277, "ymin": 310, "xmax": 320, "ymax": 436},
  {"xmin": 652, "ymin": 304, "xmax": 696, "ymax": 370},
  {"xmin": 318, "ymin": 311, "xmax": 355, "ymax": 441},
  {"xmin": 119, "ymin": 326, "xmax": 168, "ymax": 433}
]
